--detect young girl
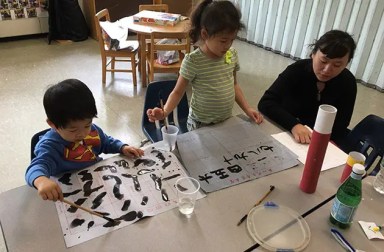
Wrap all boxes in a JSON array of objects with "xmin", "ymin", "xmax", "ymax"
[{"xmin": 146, "ymin": 0, "xmax": 263, "ymax": 130}]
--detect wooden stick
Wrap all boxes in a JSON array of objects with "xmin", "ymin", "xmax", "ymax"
[
  {"xmin": 237, "ymin": 185, "xmax": 275, "ymax": 226},
  {"xmin": 62, "ymin": 199, "xmax": 115, "ymax": 223}
]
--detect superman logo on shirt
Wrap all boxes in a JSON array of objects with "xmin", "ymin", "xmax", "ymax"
[{"xmin": 64, "ymin": 130, "xmax": 101, "ymax": 162}]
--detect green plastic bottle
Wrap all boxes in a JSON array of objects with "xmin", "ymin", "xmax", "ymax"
[{"xmin": 330, "ymin": 163, "xmax": 365, "ymax": 229}]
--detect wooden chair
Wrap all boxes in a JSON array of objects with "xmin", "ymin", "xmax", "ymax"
[
  {"xmin": 139, "ymin": 4, "xmax": 169, "ymax": 12},
  {"xmin": 146, "ymin": 31, "xmax": 190, "ymax": 82},
  {"xmin": 94, "ymin": 9, "xmax": 139, "ymax": 85}
]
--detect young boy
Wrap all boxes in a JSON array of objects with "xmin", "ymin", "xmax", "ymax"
[{"xmin": 25, "ymin": 79, "xmax": 144, "ymax": 202}]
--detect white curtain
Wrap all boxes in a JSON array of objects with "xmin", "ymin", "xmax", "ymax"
[{"xmin": 234, "ymin": 0, "xmax": 384, "ymax": 91}]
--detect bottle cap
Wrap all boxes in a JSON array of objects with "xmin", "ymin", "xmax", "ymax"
[{"xmin": 352, "ymin": 163, "xmax": 365, "ymax": 175}]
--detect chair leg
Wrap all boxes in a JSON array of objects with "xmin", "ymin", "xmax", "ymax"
[
  {"xmin": 111, "ymin": 57, "xmax": 115, "ymax": 70},
  {"xmin": 131, "ymin": 55, "xmax": 137, "ymax": 86},
  {"xmin": 102, "ymin": 56, "xmax": 106, "ymax": 84}
]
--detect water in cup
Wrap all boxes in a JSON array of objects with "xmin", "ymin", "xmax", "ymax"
[{"xmin": 178, "ymin": 197, "xmax": 195, "ymax": 215}]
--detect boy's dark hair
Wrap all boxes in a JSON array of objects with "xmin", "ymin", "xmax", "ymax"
[
  {"xmin": 310, "ymin": 30, "xmax": 356, "ymax": 62},
  {"xmin": 189, "ymin": 0, "xmax": 245, "ymax": 44},
  {"xmin": 43, "ymin": 79, "xmax": 97, "ymax": 128}
]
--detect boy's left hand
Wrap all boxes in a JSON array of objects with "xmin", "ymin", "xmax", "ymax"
[
  {"xmin": 121, "ymin": 145, "xmax": 144, "ymax": 158},
  {"xmin": 246, "ymin": 108, "xmax": 264, "ymax": 124}
]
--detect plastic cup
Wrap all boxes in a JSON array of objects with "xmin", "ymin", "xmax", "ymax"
[
  {"xmin": 340, "ymin": 151, "xmax": 366, "ymax": 183},
  {"xmin": 175, "ymin": 177, "xmax": 200, "ymax": 218},
  {"xmin": 161, "ymin": 125, "xmax": 179, "ymax": 151}
]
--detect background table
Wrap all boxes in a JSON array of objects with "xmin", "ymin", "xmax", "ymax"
[
  {"xmin": 1, "ymin": 118, "xmax": 378, "ymax": 252},
  {"xmin": 121, "ymin": 16, "xmax": 190, "ymax": 87}
]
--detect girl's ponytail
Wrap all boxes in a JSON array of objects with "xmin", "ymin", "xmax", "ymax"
[{"xmin": 189, "ymin": 0, "xmax": 213, "ymax": 44}]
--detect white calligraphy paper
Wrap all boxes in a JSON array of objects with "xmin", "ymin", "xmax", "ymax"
[{"xmin": 54, "ymin": 146, "xmax": 204, "ymax": 247}]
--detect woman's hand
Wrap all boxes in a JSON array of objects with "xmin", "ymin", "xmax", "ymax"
[
  {"xmin": 291, "ymin": 124, "xmax": 312, "ymax": 144},
  {"xmin": 121, "ymin": 145, "xmax": 144, "ymax": 158},
  {"xmin": 146, "ymin": 107, "xmax": 166, "ymax": 122},
  {"xmin": 34, "ymin": 176, "xmax": 63, "ymax": 201},
  {"xmin": 245, "ymin": 108, "xmax": 264, "ymax": 124}
]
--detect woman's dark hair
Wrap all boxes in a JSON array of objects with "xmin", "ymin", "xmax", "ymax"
[
  {"xmin": 43, "ymin": 79, "xmax": 97, "ymax": 128},
  {"xmin": 310, "ymin": 30, "xmax": 356, "ymax": 62},
  {"xmin": 189, "ymin": 0, "xmax": 245, "ymax": 44}
]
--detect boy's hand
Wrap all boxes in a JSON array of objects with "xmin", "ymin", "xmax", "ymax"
[
  {"xmin": 147, "ymin": 107, "xmax": 166, "ymax": 122},
  {"xmin": 246, "ymin": 108, "xmax": 264, "ymax": 124},
  {"xmin": 34, "ymin": 176, "xmax": 63, "ymax": 202},
  {"xmin": 121, "ymin": 145, "xmax": 144, "ymax": 158}
]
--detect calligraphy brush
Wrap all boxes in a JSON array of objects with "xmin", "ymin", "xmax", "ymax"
[
  {"xmin": 159, "ymin": 91, "xmax": 168, "ymax": 131},
  {"xmin": 237, "ymin": 185, "xmax": 275, "ymax": 226},
  {"xmin": 63, "ymin": 199, "xmax": 116, "ymax": 223}
]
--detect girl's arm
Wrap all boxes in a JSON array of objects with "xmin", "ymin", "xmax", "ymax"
[
  {"xmin": 234, "ymin": 71, "xmax": 263, "ymax": 124},
  {"xmin": 147, "ymin": 76, "xmax": 189, "ymax": 121}
]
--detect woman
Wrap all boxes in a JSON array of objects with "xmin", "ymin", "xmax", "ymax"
[{"xmin": 258, "ymin": 30, "xmax": 356, "ymax": 151}]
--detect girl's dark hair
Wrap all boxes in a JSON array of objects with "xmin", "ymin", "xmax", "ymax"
[
  {"xmin": 310, "ymin": 30, "xmax": 356, "ymax": 62},
  {"xmin": 189, "ymin": 0, "xmax": 245, "ymax": 44},
  {"xmin": 43, "ymin": 79, "xmax": 97, "ymax": 128}
]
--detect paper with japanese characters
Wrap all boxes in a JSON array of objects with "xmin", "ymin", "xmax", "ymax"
[
  {"xmin": 54, "ymin": 146, "xmax": 205, "ymax": 248},
  {"xmin": 177, "ymin": 116, "xmax": 300, "ymax": 192}
]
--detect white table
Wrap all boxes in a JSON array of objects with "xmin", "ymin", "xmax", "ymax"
[{"xmin": 1, "ymin": 118, "xmax": 377, "ymax": 252}]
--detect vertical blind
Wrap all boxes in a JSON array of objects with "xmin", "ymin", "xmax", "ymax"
[{"xmin": 234, "ymin": 0, "xmax": 384, "ymax": 91}]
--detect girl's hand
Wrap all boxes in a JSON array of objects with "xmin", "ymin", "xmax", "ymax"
[
  {"xmin": 34, "ymin": 176, "xmax": 63, "ymax": 202},
  {"xmin": 146, "ymin": 107, "xmax": 166, "ymax": 122},
  {"xmin": 291, "ymin": 124, "xmax": 312, "ymax": 144},
  {"xmin": 246, "ymin": 108, "xmax": 264, "ymax": 124},
  {"xmin": 121, "ymin": 145, "xmax": 144, "ymax": 158}
]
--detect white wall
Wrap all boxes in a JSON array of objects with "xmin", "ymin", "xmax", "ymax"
[{"xmin": 235, "ymin": 0, "xmax": 384, "ymax": 91}]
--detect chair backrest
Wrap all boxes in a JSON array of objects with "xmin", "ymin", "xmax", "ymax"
[
  {"xmin": 142, "ymin": 80, "xmax": 189, "ymax": 143},
  {"xmin": 139, "ymin": 4, "xmax": 169, "ymax": 12},
  {"xmin": 149, "ymin": 31, "xmax": 191, "ymax": 60},
  {"xmin": 31, "ymin": 129, "xmax": 50, "ymax": 160},
  {"xmin": 94, "ymin": 9, "xmax": 111, "ymax": 52},
  {"xmin": 346, "ymin": 114, "xmax": 384, "ymax": 174}
]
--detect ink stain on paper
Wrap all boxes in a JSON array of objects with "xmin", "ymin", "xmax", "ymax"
[
  {"xmin": 161, "ymin": 189, "xmax": 169, "ymax": 201},
  {"xmin": 122, "ymin": 174, "xmax": 141, "ymax": 191},
  {"xmin": 122, "ymin": 200, "xmax": 131, "ymax": 211},
  {"xmin": 114, "ymin": 159, "xmax": 130, "ymax": 168},
  {"xmin": 133, "ymin": 158, "xmax": 156, "ymax": 168},
  {"xmin": 58, "ymin": 173, "xmax": 72, "ymax": 185},
  {"xmin": 141, "ymin": 196, "xmax": 148, "ymax": 205},
  {"xmin": 150, "ymin": 173, "xmax": 162, "ymax": 190},
  {"xmin": 63, "ymin": 189, "xmax": 82, "ymax": 197},
  {"xmin": 87, "ymin": 221, "xmax": 94, "ymax": 231},
  {"xmin": 67, "ymin": 198, "xmax": 87, "ymax": 213},
  {"xmin": 94, "ymin": 165, "xmax": 117, "ymax": 173},
  {"xmin": 91, "ymin": 192, "xmax": 107, "ymax": 209},
  {"xmin": 83, "ymin": 180, "xmax": 104, "ymax": 197},
  {"xmin": 70, "ymin": 218, "xmax": 85, "ymax": 228},
  {"xmin": 78, "ymin": 170, "xmax": 92, "ymax": 182}
]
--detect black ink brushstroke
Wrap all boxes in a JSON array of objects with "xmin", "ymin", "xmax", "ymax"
[
  {"xmin": 103, "ymin": 220, "xmax": 121, "ymax": 227},
  {"xmin": 78, "ymin": 170, "xmax": 93, "ymax": 182},
  {"xmin": 94, "ymin": 165, "xmax": 117, "ymax": 173},
  {"xmin": 91, "ymin": 192, "xmax": 107, "ymax": 209},
  {"xmin": 161, "ymin": 189, "xmax": 169, "ymax": 201},
  {"xmin": 162, "ymin": 160, "xmax": 171, "ymax": 169},
  {"xmin": 151, "ymin": 150, "xmax": 166, "ymax": 162},
  {"xmin": 102, "ymin": 175, "xmax": 123, "ymax": 199},
  {"xmin": 83, "ymin": 181, "xmax": 104, "ymax": 197},
  {"xmin": 121, "ymin": 200, "xmax": 131, "ymax": 211},
  {"xmin": 58, "ymin": 173, "xmax": 72, "ymax": 185},
  {"xmin": 70, "ymin": 218, "xmax": 85, "ymax": 228},
  {"xmin": 176, "ymin": 184, "xmax": 188, "ymax": 192},
  {"xmin": 162, "ymin": 174, "xmax": 181, "ymax": 181},
  {"xmin": 114, "ymin": 159, "xmax": 129, "ymax": 168},
  {"xmin": 67, "ymin": 198, "xmax": 87, "ymax": 213},
  {"xmin": 63, "ymin": 189, "xmax": 82, "ymax": 197},
  {"xmin": 141, "ymin": 196, "xmax": 148, "ymax": 205},
  {"xmin": 133, "ymin": 159, "xmax": 156, "ymax": 168},
  {"xmin": 87, "ymin": 221, "xmax": 94, "ymax": 231},
  {"xmin": 137, "ymin": 168, "xmax": 155, "ymax": 175},
  {"xmin": 122, "ymin": 174, "xmax": 141, "ymax": 191},
  {"xmin": 150, "ymin": 174, "xmax": 162, "ymax": 191}
]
